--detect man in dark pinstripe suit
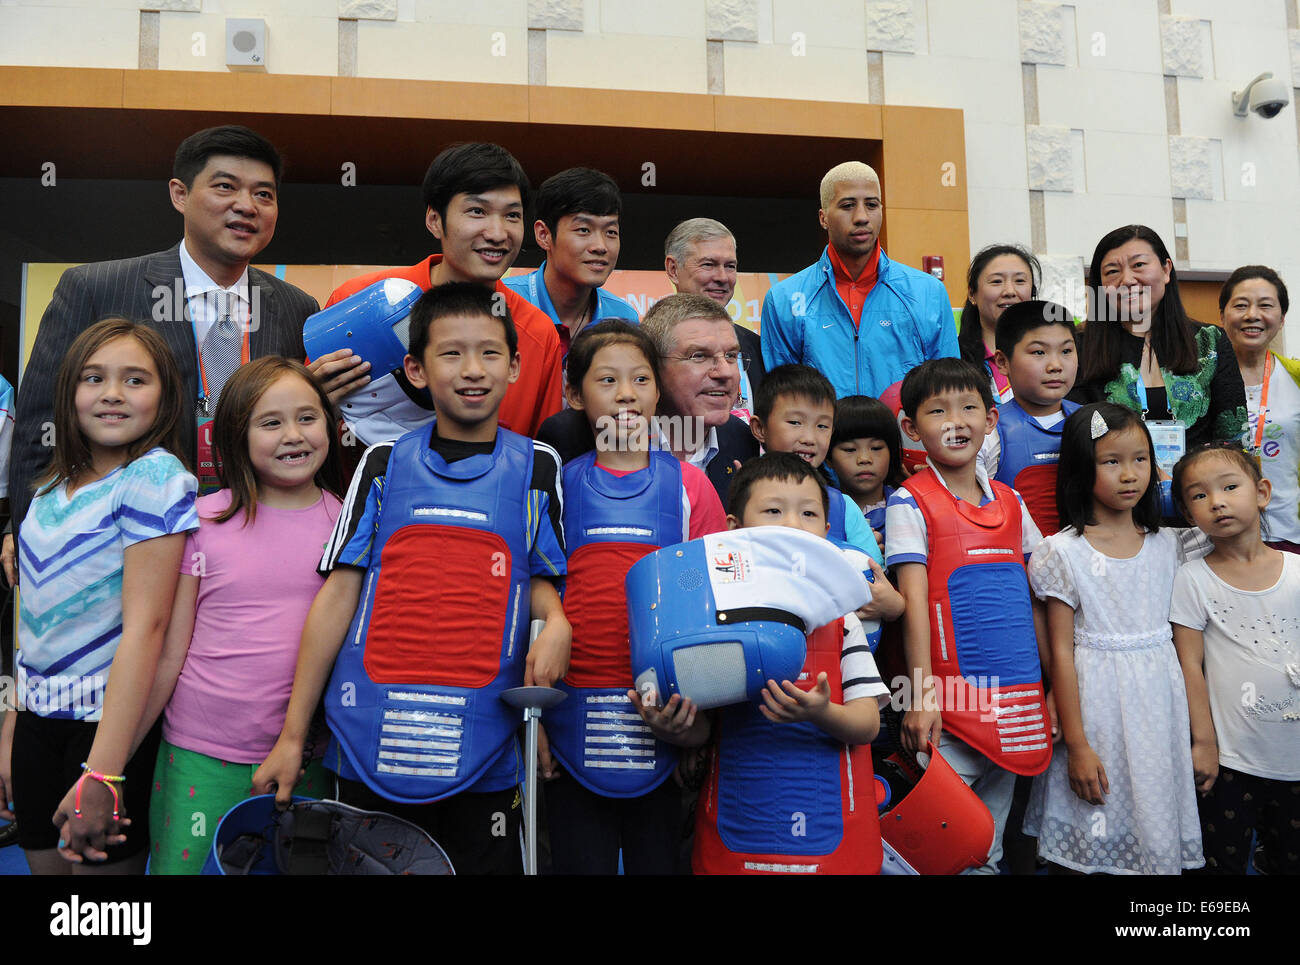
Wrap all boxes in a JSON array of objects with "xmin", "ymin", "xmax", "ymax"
[{"xmin": 1, "ymin": 126, "xmax": 368, "ymax": 576}]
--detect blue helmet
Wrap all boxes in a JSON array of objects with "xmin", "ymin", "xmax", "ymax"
[
  {"xmin": 304, "ymin": 278, "xmax": 423, "ymax": 380},
  {"xmin": 201, "ymin": 795, "xmax": 454, "ymax": 876},
  {"xmin": 626, "ymin": 527, "xmax": 870, "ymax": 710},
  {"xmin": 303, "ymin": 278, "xmax": 438, "ymax": 448}
]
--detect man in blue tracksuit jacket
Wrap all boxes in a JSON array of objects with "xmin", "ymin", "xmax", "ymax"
[{"xmin": 760, "ymin": 161, "xmax": 959, "ymax": 400}]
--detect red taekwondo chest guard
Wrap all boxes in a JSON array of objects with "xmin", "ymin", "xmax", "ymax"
[
  {"xmin": 993, "ymin": 398, "xmax": 1079, "ymax": 536},
  {"xmin": 627, "ymin": 527, "xmax": 870, "ymax": 711},
  {"xmin": 693, "ymin": 618, "xmax": 883, "ymax": 875},
  {"xmin": 325, "ymin": 424, "xmax": 535, "ymax": 804},
  {"xmin": 544, "ymin": 450, "xmax": 685, "ymax": 798},
  {"xmin": 901, "ymin": 469, "xmax": 1051, "ymax": 776}
]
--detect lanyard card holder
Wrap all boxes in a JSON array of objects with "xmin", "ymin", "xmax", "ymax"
[{"xmin": 1146, "ymin": 420, "xmax": 1186, "ymax": 478}]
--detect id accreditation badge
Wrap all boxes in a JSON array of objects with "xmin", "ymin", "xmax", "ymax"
[
  {"xmin": 195, "ymin": 409, "xmax": 222, "ymax": 494},
  {"xmin": 1146, "ymin": 420, "xmax": 1186, "ymax": 478}
]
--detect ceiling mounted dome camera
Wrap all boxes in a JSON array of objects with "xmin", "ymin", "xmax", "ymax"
[{"xmin": 1232, "ymin": 72, "xmax": 1289, "ymax": 119}]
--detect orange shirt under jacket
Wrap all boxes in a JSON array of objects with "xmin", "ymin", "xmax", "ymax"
[{"xmin": 828, "ymin": 243, "xmax": 881, "ymax": 328}]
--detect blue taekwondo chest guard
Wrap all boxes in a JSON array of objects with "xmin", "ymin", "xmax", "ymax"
[
  {"xmin": 627, "ymin": 527, "xmax": 871, "ymax": 710},
  {"xmin": 545, "ymin": 449, "xmax": 685, "ymax": 799}
]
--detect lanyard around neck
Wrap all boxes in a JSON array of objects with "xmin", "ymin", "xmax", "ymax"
[
  {"xmin": 188, "ymin": 291, "xmax": 252, "ymax": 407},
  {"xmin": 1252, "ymin": 353, "xmax": 1275, "ymax": 455},
  {"xmin": 1133, "ymin": 375, "xmax": 1159, "ymax": 420}
]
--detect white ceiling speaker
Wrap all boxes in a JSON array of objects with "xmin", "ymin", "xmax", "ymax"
[{"xmin": 226, "ymin": 18, "xmax": 267, "ymax": 72}]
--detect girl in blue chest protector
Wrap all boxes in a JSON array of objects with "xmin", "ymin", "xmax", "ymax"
[{"xmin": 543, "ymin": 321, "xmax": 725, "ymax": 874}]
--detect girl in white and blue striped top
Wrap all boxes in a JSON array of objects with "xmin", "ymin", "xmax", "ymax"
[{"xmin": 0, "ymin": 318, "xmax": 197, "ymax": 875}]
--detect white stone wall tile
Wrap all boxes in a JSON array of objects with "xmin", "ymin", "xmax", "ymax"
[
  {"xmin": 1084, "ymin": 131, "xmax": 1172, "ymax": 197},
  {"xmin": 1212, "ymin": 20, "xmax": 1296, "ymax": 92},
  {"xmin": 603, "ymin": 0, "xmax": 705, "ymax": 39},
  {"xmin": 10, "ymin": 1, "xmax": 159, "ymax": 7},
  {"xmin": 1161, "ymin": 16, "xmax": 1205, "ymax": 78},
  {"xmin": 1026, "ymin": 125, "xmax": 1073, "ymax": 191},
  {"xmin": 158, "ymin": 12, "xmax": 223, "ymax": 71},
  {"xmin": 0, "ymin": 5, "xmax": 139, "ymax": 68},
  {"xmin": 756, "ymin": 0, "xmax": 774, "ymax": 44},
  {"xmin": 546, "ymin": 30, "xmax": 706, "ymax": 92},
  {"xmin": 221, "ymin": 0, "xmax": 345, "ymax": 16},
  {"xmin": 145, "ymin": 0, "xmax": 202, "ymax": 12},
  {"xmin": 1037, "ymin": 66, "xmax": 1166, "ymax": 134},
  {"xmin": 1071, "ymin": 0, "xmax": 1164, "ymax": 74},
  {"xmin": 771, "ymin": 0, "xmax": 865, "ymax": 51},
  {"xmin": 1019, "ymin": 1, "xmax": 1066, "ymax": 66},
  {"xmin": 413, "ymin": 1, "xmax": 526, "ymax": 26},
  {"xmin": 927, "ymin": 0, "xmax": 1020, "ymax": 62},
  {"xmin": 706, "ymin": 0, "xmax": 759, "ymax": 42},
  {"xmin": 1037, "ymin": 254, "xmax": 1087, "ymax": 320},
  {"xmin": 966, "ymin": 187, "xmax": 1034, "ymax": 254},
  {"xmin": 1218, "ymin": 123, "xmax": 1300, "ymax": 205},
  {"xmin": 722, "ymin": 41, "xmax": 870, "ymax": 100},
  {"xmin": 340, "ymin": 0, "xmax": 396, "ymax": 19},
  {"xmin": 357, "ymin": 20, "xmax": 527, "ymax": 82},
  {"xmin": 1168, "ymin": 135, "xmax": 1216, "ymax": 200},
  {"xmin": 1182, "ymin": 199, "xmax": 1294, "ymax": 273},
  {"xmin": 529, "ymin": 0, "xmax": 583, "ymax": 31},
  {"xmin": 881, "ymin": 52, "xmax": 1024, "ymax": 125},
  {"xmin": 1169, "ymin": 0, "xmax": 1287, "ymax": 28},
  {"xmin": 965, "ymin": 120, "xmax": 1031, "ymax": 192},
  {"xmin": 866, "ymin": 0, "xmax": 917, "ymax": 54}
]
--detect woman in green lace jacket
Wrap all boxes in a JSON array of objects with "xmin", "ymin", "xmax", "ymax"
[{"xmin": 1071, "ymin": 225, "xmax": 1247, "ymax": 450}]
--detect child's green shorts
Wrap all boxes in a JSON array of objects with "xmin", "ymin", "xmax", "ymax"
[{"xmin": 148, "ymin": 738, "xmax": 329, "ymax": 875}]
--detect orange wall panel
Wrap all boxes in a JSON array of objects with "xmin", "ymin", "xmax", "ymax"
[
  {"xmin": 330, "ymin": 76, "xmax": 529, "ymax": 122},
  {"xmin": 880, "ymin": 105, "xmax": 967, "ymax": 213},
  {"xmin": 883, "ymin": 208, "xmax": 970, "ymax": 306}
]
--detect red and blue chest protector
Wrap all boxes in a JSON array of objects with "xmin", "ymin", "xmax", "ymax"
[
  {"xmin": 902, "ymin": 469, "xmax": 1051, "ymax": 776},
  {"xmin": 545, "ymin": 450, "xmax": 684, "ymax": 798},
  {"xmin": 693, "ymin": 620, "xmax": 882, "ymax": 875},
  {"xmin": 993, "ymin": 399, "xmax": 1078, "ymax": 536},
  {"xmin": 325, "ymin": 425, "xmax": 534, "ymax": 803}
]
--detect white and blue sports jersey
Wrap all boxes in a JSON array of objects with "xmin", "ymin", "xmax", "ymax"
[{"xmin": 17, "ymin": 448, "xmax": 197, "ymax": 719}]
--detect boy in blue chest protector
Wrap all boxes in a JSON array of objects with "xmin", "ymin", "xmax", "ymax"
[
  {"xmin": 255, "ymin": 283, "xmax": 571, "ymax": 875},
  {"xmin": 977, "ymin": 300, "xmax": 1080, "ymax": 537}
]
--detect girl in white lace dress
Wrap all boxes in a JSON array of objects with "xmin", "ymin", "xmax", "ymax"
[{"xmin": 1023, "ymin": 403, "xmax": 1204, "ymax": 874}]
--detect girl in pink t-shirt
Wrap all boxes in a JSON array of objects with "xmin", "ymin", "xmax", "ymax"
[{"xmin": 139, "ymin": 358, "xmax": 344, "ymax": 874}]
